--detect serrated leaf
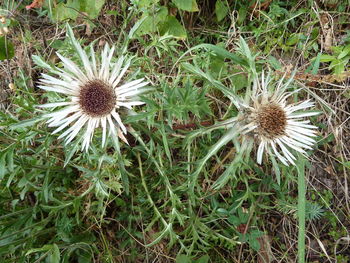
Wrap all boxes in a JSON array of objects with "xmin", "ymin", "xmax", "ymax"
[
  {"xmin": 172, "ymin": 0, "xmax": 199, "ymax": 12},
  {"xmin": 215, "ymin": 0, "xmax": 229, "ymax": 22},
  {"xmin": 32, "ymin": 55, "xmax": 53, "ymax": 70},
  {"xmin": 10, "ymin": 116, "xmax": 45, "ymax": 130}
]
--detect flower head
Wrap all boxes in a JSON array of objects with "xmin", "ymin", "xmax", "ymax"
[
  {"xmin": 38, "ymin": 25, "xmax": 149, "ymax": 151},
  {"xmin": 232, "ymin": 72, "xmax": 319, "ymax": 166},
  {"xmin": 197, "ymin": 72, "xmax": 320, "ymax": 170}
]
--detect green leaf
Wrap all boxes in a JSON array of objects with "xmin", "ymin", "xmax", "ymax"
[
  {"xmin": 159, "ymin": 16, "xmax": 187, "ymax": 39},
  {"xmin": 51, "ymin": 0, "xmax": 80, "ymax": 22},
  {"xmin": 0, "ymin": 36, "xmax": 14, "ymax": 60},
  {"xmin": 81, "ymin": 0, "xmax": 105, "ymax": 19},
  {"xmin": 319, "ymin": 54, "xmax": 335, "ymax": 62},
  {"xmin": 48, "ymin": 244, "xmax": 61, "ymax": 263},
  {"xmin": 286, "ymin": 33, "xmax": 303, "ymax": 46},
  {"xmin": 195, "ymin": 254, "xmax": 210, "ymax": 263},
  {"xmin": 178, "ymin": 43, "xmax": 247, "ymax": 67},
  {"xmin": 215, "ymin": 0, "xmax": 229, "ymax": 22},
  {"xmin": 337, "ymin": 45, "xmax": 350, "ymax": 59},
  {"xmin": 238, "ymin": 207, "xmax": 249, "ymax": 222},
  {"xmin": 231, "ymin": 69, "xmax": 247, "ymax": 90},
  {"xmin": 172, "ymin": 0, "xmax": 199, "ymax": 12},
  {"xmin": 137, "ymin": 0, "xmax": 160, "ymax": 8},
  {"xmin": 135, "ymin": 6, "xmax": 168, "ymax": 36},
  {"xmin": 267, "ymin": 55, "xmax": 282, "ymax": 70},
  {"xmin": 334, "ymin": 63, "xmax": 345, "ymax": 75},
  {"xmin": 237, "ymin": 6, "xmax": 248, "ymax": 25},
  {"xmin": 228, "ymin": 215, "xmax": 240, "ymax": 226},
  {"xmin": 343, "ymin": 161, "xmax": 350, "ymax": 170},
  {"xmin": 212, "ymin": 160, "xmax": 238, "ymax": 190},
  {"xmin": 32, "ymin": 55, "xmax": 52, "ymax": 70},
  {"xmin": 248, "ymin": 236, "xmax": 261, "ymax": 251},
  {"xmin": 0, "ymin": 151, "xmax": 7, "ymax": 179},
  {"xmin": 10, "ymin": 116, "xmax": 45, "ymax": 130},
  {"xmin": 26, "ymin": 244, "xmax": 59, "ymax": 257},
  {"xmin": 176, "ymin": 254, "xmax": 191, "ymax": 263},
  {"xmin": 308, "ymin": 52, "xmax": 321, "ymax": 75}
]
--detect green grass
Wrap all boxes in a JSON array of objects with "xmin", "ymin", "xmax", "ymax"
[{"xmin": 0, "ymin": 0, "xmax": 349, "ymax": 262}]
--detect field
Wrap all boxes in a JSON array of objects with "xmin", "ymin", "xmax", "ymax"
[{"xmin": 0, "ymin": 0, "xmax": 350, "ymax": 262}]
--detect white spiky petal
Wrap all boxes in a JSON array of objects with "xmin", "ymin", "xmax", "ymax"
[
  {"xmin": 234, "ymin": 73, "xmax": 319, "ymax": 166},
  {"xmin": 38, "ymin": 26, "xmax": 149, "ymax": 151}
]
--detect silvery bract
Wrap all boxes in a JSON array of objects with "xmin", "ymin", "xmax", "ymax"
[
  {"xmin": 37, "ymin": 25, "xmax": 148, "ymax": 151},
  {"xmin": 200, "ymin": 72, "xmax": 319, "ymax": 167}
]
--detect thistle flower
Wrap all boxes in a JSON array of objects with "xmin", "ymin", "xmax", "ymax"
[
  {"xmin": 38, "ymin": 25, "xmax": 148, "ymax": 151},
  {"xmin": 234, "ymin": 72, "xmax": 319, "ymax": 166},
  {"xmin": 198, "ymin": 72, "xmax": 319, "ymax": 168}
]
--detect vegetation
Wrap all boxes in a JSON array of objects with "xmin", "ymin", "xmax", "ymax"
[{"xmin": 0, "ymin": 0, "xmax": 349, "ymax": 262}]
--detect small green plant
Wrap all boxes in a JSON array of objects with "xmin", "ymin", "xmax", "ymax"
[
  {"xmin": 318, "ymin": 44, "xmax": 350, "ymax": 76},
  {"xmin": 227, "ymin": 207, "xmax": 264, "ymax": 251}
]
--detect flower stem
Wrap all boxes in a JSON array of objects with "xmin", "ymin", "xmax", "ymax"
[{"xmin": 296, "ymin": 156, "xmax": 306, "ymax": 263}]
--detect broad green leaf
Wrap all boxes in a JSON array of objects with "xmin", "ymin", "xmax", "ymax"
[
  {"xmin": 135, "ymin": 6, "xmax": 168, "ymax": 36},
  {"xmin": 51, "ymin": 0, "xmax": 80, "ymax": 22},
  {"xmin": 81, "ymin": 0, "xmax": 105, "ymax": 19},
  {"xmin": 159, "ymin": 16, "xmax": 187, "ymax": 39},
  {"xmin": 215, "ymin": 0, "xmax": 229, "ymax": 22},
  {"xmin": 195, "ymin": 255, "xmax": 210, "ymax": 263},
  {"xmin": 176, "ymin": 254, "xmax": 191, "ymax": 263},
  {"xmin": 172, "ymin": 0, "xmax": 199, "ymax": 12},
  {"xmin": 0, "ymin": 36, "xmax": 14, "ymax": 60},
  {"xmin": 137, "ymin": 0, "xmax": 160, "ymax": 7}
]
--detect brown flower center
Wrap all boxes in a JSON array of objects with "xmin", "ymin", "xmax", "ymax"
[
  {"xmin": 79, "ymin": 80, "xmax": 116, "ymax": 117},
  {"xmin": 256, "ymin": 104, "xmax": 287, "ymax": 138}
]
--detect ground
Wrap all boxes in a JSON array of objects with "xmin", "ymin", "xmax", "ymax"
[{"xmin": 0, "ymin": 0, "xmax": 349, "ymax": 262}]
